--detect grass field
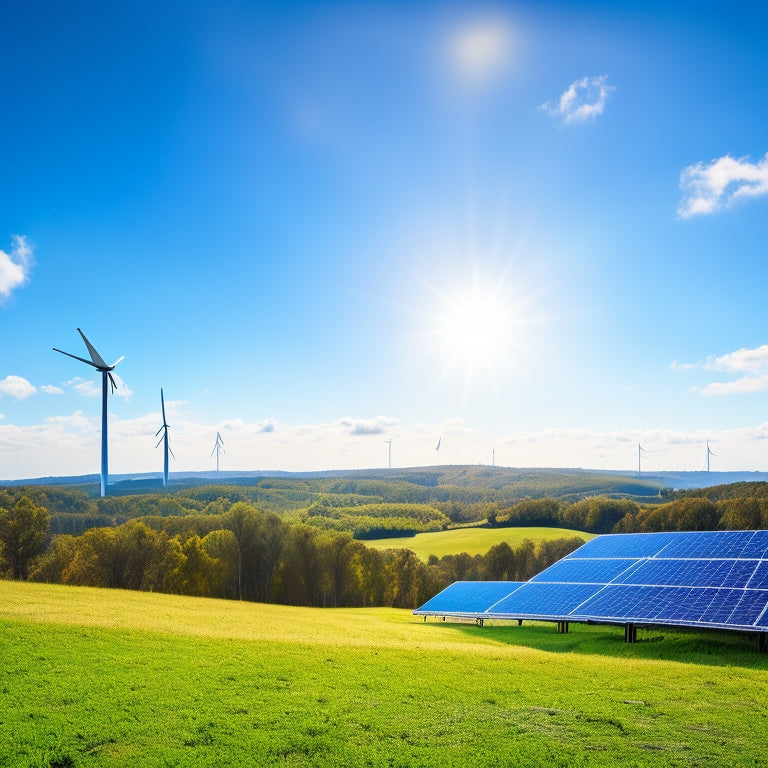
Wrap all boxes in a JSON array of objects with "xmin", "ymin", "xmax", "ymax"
[
  {"xmin": 365, "ymin": 526, "xmax": 592, "ymax": 559},
  {"xmin": 2, "ymin": 581, "xmax": 767, "ymax": 767}
]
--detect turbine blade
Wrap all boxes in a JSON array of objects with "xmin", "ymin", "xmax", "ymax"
[
  {"xmin": 110, "ymin": 355, "xmax": 125, "ymax": 369},
  {"xmin": 107, "ymin": 372, "xmax": 117, "ymax": 394},
  {"xmin": 160, "ymin": 389, "xmax": 167, "ymax": 424},
  {"xmin": 156, "ymin": 435, "xmax": 164, "ymax": 448},
  {"xmin": 155, "ymin": 425, "xmax": 164, "ymax": 436},
  {"xmin": 169, "ymin": 445, "xmax": 176, "ymax": 460},
  {"xmin": 53, "ymin": 347, "xmax": 101, "ymax": 369},
  {"xmin": 77, "ymin": 328, "xmax": 110, "ymax": 369}
]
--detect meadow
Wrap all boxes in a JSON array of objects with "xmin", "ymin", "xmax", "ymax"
[
  {"xmin": 365, "ymin": 526, "xmax": 592, "ymax": 560},
  {"xmin": 2, "ymin": 581, "xmax": 767, "ymax": 767}
]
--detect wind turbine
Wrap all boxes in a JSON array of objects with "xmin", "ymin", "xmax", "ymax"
[
  {"xmin": 211, "ymin": 431, "xmax": 225, "ymax": 472},
  {"xmin": 53, "ymin": 328, "xmax": 124, "ymax": 497},
  {"xmin": 435, "ymin": 437, "xmax": 441, "ymax": 461},
  {"xmin": 155, "ymin": 388, "xmax": 174, "ymax": 487},
  {"xmin": 706, "ymin": 440, "xmax": 716, "ymax": 472},
  {"xmin": 384, "ymin": 438, "xmax": 392, "ymax": 469}
]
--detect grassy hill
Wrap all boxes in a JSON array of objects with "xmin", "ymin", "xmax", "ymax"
[
  {"xmin": 2, "ymin": 581, "xmax": 766, "ymax": 767},
  {"xmin": 366, "ymin": 526, "xmax": 593, "ymax": 560}
]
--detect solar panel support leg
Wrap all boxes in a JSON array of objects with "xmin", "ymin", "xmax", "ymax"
[
  {"xmin": 557, "ymin": 621, "xmax": 569, "ymax": 634},
  {"xmin": 624, "ymin": 623, "xmax": 637, "ymax": 644},
  {"xmin": 759, "ymin": 633, "xmax": 767, "ymax": 654}
]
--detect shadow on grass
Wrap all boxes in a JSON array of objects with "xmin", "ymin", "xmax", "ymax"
[{"xmin": 425, "ymin": 618, "xmax": 768, "ymax": 669}]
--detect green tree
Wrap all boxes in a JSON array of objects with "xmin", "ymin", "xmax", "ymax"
[{"xmin": 0, "ymin": 495, "xmax": 50, "ymax": 579}]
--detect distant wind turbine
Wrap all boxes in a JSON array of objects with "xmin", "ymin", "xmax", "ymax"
[
  {"xmin": 53, "ymin": 328, "xmax": 124, "ymax": 498},
  {"xmin": 706, "ymin": 440, "xmax": 716, "ymax": 472},
  {"xmin": 638, "ymin": 443, "xmax": 647, "ymax": 475},
  {"xmin": 435, "ymin": 437, "xmax": 441, "ymax": 461},
  {"xmin": 211, "ymin": 431, "xmax": 225, "ymax": 472},
  {"xmin": 384, "ymin": 438, "xmax": 392, "ymax": 469},
  {"xmin": 155, "ymin": 388, "xmax": 174, "ymax": 487}
]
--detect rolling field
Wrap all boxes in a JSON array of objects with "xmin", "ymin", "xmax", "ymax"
[
  {"xmin": 365, "ymin": 526, "xmax": 592, "ymax": 559},
  {"xmin": 2, "ymin": 581, "xmax": 767, "ymax": 767}
]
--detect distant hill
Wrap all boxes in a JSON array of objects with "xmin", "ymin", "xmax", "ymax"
[{"xmin": 4, "ymin": 465, "xmax": 767, "ymax": 498}]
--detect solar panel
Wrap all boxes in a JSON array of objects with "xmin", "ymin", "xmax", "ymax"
[
  {"xmin": 414, "ymin": 530, "xmax": 768, "ymax": 642},
  {"xmin": 415, "ymin": 581, "xmax": 523, "ymax": 615}
]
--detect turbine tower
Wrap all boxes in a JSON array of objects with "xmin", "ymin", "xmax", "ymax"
[
  {"xmin": 53, "ymin": 328, "xmax": 124, "ymax": 497},
  {"xmin": 638, "ymin": 443, "xmax": 647, "ymax": 475},
  {"xmin": 211, "ymin": 431, "xmax": 225, "ymax": 472},
  {"xmin": 155, "ymin": 388, "xmax": 174, "ymax": 488},
  {"xmin": 706, "ymin": 440, "xmax": 716, "ymax": 472},
  {"xmin": 384, "ymin": 438, "xmax": 392, "ymax": 469}
]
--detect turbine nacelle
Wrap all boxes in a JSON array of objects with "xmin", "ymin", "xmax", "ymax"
[{"xmin": 53, "ymin": 329, "xmax": 124, "ymax": 393}]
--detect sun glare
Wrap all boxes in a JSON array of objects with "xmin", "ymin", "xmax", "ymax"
[{"xmin": 437, "ymin": 290, "xmax": 507, "ymax": 367}]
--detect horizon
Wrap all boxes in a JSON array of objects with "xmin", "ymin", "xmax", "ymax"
[{"xmin": 2, "ymin": 2, "xmax": 768, "ymax": 481}]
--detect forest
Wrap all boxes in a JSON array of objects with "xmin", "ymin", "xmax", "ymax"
[{"xmin": 1, "ymin": 474, "xmax": 766, "ymax": 609}]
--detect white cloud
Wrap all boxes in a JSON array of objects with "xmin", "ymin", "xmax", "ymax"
[
  {"xmin": 0, "ymin": 375, "xmax": 36, "ymax": 400},
  {"xmin": 338, "ymin": 415, "xmax": 400, "ymax": 436},
  {"xmin": 703, "ymin": 344, "xmax": 768, "ymax": 374},
  {"xmin": 675, "ymin": 344, "xmax": 768, "ymax": 396},
  {"xmin": 700, "ymin": 376, "xmax": 768, "ymax": 397},
  {"xmin": 40, "ymin": 385, "xmax": 65, "ymax": 395},
  {"xmin": 540, "ymin": 75, "xmax": 614, "ymax": 123},
  {"xmin": 0, "ymin": 235, "xmax": 34, "ymax": 299},
  {"xmin": 67, "ymin": 377, "xmax": 101, "ymax": 398},
  {"xmin": 678, "ymin": 152, "xmax": 768, "ymax": 218},
  {"xmin": 65, "ymin": 374, "xmax": 133, "ymax": 399}
]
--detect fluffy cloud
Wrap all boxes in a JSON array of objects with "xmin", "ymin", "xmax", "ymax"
[
  {"xmin": 675, "ymin": 344, "xmax": 768, "ymax": 396},
  {"xmin": 338, "ymin": 415, "xmax": 399, "ymax": 436},
  {"xmin": 65, "ymin": 374, "xmax": 133, "ymax": 399},
  {"xmin": 678, "ymin": 152, "xmax": 768, "ymax": 217},
  {"xmin": 540, "ymin": 75, "xmax": 614, "ymax": 123},
  {"xmin": 40, "ymin": 385, "xmax": 65, "ymax": 395},
  {"xmin": 0, "ymin": 375, "xmax": 36, "ymax": 400},
  {"xmin": 0, "ymin": 235, "xmax": 34, "ymax": 299}
]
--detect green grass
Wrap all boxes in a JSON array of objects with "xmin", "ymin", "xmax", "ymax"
[
  {"xmin": 2, "ymin": 581, "xmax": 767, "ymax": 767},
  {"xmin": 365, "ymin": 526, "xmax": 593, "ymax": 559}
]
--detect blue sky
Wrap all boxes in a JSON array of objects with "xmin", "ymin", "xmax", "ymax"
[{"xmin": 2, "ymin": 0, "xmax": 768, "ymax": 479}]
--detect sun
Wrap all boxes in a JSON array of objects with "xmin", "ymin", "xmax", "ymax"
[
  {"xmin": 419, "ymin": 269, "xmax": 527, "ymax": 392},
  {"xmin": 436, "ymin": 288, "xmax": 508, "ymax": 369}
]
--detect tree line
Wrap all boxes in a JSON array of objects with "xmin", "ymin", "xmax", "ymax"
[
  {"xmin": 489, "ymin": 488, "xmax": 768, "ymax": 534},
  {"xmin": 1, "ymin": 496, "xmax": 583, "ymax": 608}
]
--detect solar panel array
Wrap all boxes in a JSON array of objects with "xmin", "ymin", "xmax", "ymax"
[{"xmin": 414, "ymin": 530, "xmax": 768, "ymax": 634}]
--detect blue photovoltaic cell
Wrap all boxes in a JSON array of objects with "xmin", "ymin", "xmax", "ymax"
[
  {"xmin": 747, "ymin": 561, "xmax": 768, "ymax": 590},
  {"xmin": 614, "ymin": 558, "xmax": 757, "ymax": 589},
  {"xmin": 723, "ymin": 590, "xmax": 768, "ymax": 627},
  {"xmin": 490, "ymin": 582, "xmax": 599, "ymax": 617},
  {"xmin": 531, "ymin": 558, "xmax": 639, "ymax": 584},
  {"xmin": 576, "ymin": 585, "xmax": 685, "ymax": 621},
  {"xmin": 566, "ymin": 532, "xmax": 675, "ymax": 559},
  {"xmin": 415, "ymin": 581, "xmax": 521, "ymax": 614},
  {"xmin": 659, "ymin": 530, "xmax": 755, "ymax": 559},
  {"xmin": 742, "ymin": 530, "xmax": 768, "ymax": 559},
  {"xmin": 721, "ymin": 560, "xmax": 761, "ymax": 588}
]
